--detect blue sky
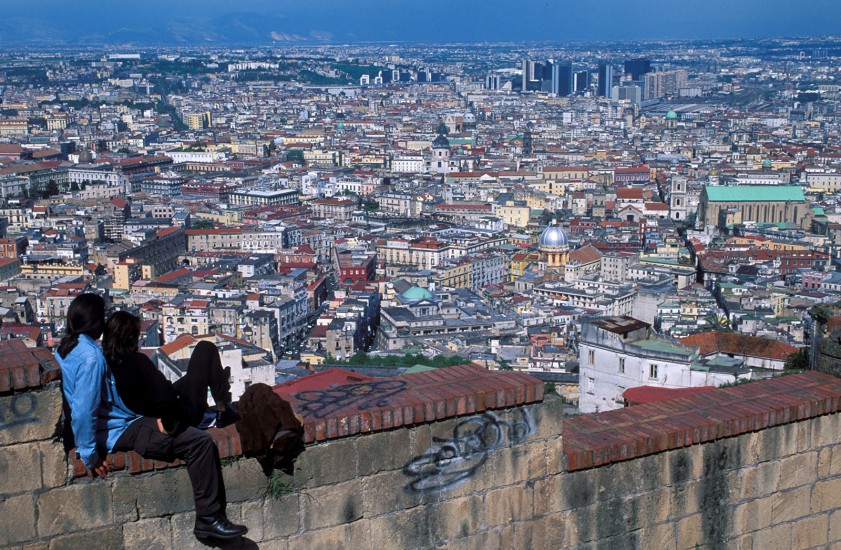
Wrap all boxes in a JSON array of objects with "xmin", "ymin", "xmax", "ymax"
[{"xmin": 2, "ymin": 0, "xmax": 840, "ymax": 44}]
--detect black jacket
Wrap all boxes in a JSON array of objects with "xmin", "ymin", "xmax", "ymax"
[{"xmin": 109, "ymin": 352, "xmax": 183, "ymax": 433}]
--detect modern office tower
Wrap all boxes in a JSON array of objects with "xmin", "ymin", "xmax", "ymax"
[
  {"xmin": 574, "ymin": 70, "xmax": 590, "ymax": 92},
  {"xmin": 597, "ymin": 63, "xmax": 613, "ymax": 97},
  {"xmin": 522, "ymin": 59, "xmax": 553, "ymax": 92},
  {"xmin": 551, "ymin": 61, "xmax": 573, "ymax": 96},
  {"xmin": 624, "ymin": 58, "xmax": 652, "ymax": 80},
  {"xmin": 485, "ymin": 73, "xmax": 501, "ymax": 90}
]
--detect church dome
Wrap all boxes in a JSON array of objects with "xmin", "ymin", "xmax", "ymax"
[
  {"xmin": 762, "ymin": 158, "xmax": 772, "ymax": 169},
  {"xmin": 665, "ymin": 110, "xmax": 678, "ymax": 120},
  {"xmin": 432, "ymin": 134, "xmax": 451, "ymax": 149},
  {"xmin": 401, "ymin": 286, "xmax": 435, "ymax": 302},
  {"xmin": 539, "ymin": 223, "xmax": 569, "ymax": 250}
]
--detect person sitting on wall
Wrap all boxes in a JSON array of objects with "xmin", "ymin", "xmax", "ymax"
[
  {"xmin": 102, "ymin": 310, "xmax": 247, "ymax": 541},
  {"xmin": 56, "ymin": 296, "xmax": 247, "ymax": 541}
]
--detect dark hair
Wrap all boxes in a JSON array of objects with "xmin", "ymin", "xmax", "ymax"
[
  {"xmin": 103, "ymin": 311, "xmax": 142, "ymax": 364},
  {"xmin": 57, "ymin": 293, "xmax": 106, "ymax": 359}
]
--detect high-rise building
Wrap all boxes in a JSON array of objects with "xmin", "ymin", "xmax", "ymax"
[
  {"xmin": 485, "ymin": 74, "xmax": 501, "ymax": 90},
  {"xmin": 624, "ymin": 58, "xmax": 652, "ymax": 80},
  {"xmin": 551, "ymin": 61, "xmax": 573, "ymax": 96},
  {"xmin": 522, "ymin": 59, "xmax": 553, "ymax": 92},
  {"xmin": 574, "ymin": 71, "xmax": 590, "ymax": 92},
  {"xmin": 597, "ymin": 63, "xmax": 613, "ymax": 97},
  {"xmin": 642, "ymin": 69, "xmax": 688, "ymax": 99}
]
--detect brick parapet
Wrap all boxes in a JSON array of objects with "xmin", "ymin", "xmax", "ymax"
[
  {"xmin": 0, "ymin": 339, "xmax": 60, "ymax": 394},
  {"xmin": 563, "ymin": 371, "xmax": 841, "ymax": 471},
  {"xmin": 69, "ymin": 364, "xmax": 544, "ymax": 478}
]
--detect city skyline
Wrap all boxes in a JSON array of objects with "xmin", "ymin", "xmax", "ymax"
[{"xmin": 2, "ymin": 0, "xmax": 841, "ymax": 46}]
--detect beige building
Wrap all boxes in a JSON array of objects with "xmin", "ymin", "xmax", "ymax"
[
  {"xmin": 311, "ymin": 198, "xmax": 356, "ymax": 221},
  {"xmin": 497, "ymin": 202, "xmax": 531, "ymax": 229},
  {"xmin": 161, "ymin": 298, "xmax": 211, "ymax": 343}
]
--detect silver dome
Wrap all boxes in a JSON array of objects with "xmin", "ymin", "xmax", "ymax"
[{"xmin": 539, "ymin": 225, "xmax": 568, "ymax": 249}]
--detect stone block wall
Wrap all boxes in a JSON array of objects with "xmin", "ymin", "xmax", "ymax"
[{"xmin": 4, "ymin": 360, "xmax": 841, "ymax": 549}]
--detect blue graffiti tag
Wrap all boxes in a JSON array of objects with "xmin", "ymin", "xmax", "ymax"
[
  {"xmin": 0, "ymin": 393, "xmax": 38, "ymax": 430},
  {"xmin": 404, "ymin": 408, "xmax": 535, "ymax": 493}
]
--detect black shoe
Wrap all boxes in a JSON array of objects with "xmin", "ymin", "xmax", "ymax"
[
  {"xmin": 194, "ymin": 515, "xmax": 248, "ymax": 540},
  {"xmin": 216, "ymin": 402, "xmax": 241, "ymax": 428}
]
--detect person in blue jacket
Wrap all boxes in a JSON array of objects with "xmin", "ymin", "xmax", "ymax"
[
  {"xmin": 56, "ymin": 293, "xmax": 247, "ymax": 541},
  {"xmin": 55, "ymin": 292, "xmax": 137, "ymax": 478}
]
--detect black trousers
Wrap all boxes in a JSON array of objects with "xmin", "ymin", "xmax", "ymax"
[
  {"xmin": 173, "ymin": 341, "xmax": 231, "ymax": 427},
  {"xmin": 114, "ymin": 417, "xmax": 226, "ymax": 518}
]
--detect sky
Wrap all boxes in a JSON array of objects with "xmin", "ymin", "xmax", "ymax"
[{"xmin": 1, "ymin": 0, "xmax": 840, "ymax": 45}]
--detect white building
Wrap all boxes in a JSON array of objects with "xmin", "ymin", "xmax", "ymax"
[{"xmin": 578, "ymin": 315, "xmax": 747, "ymax": 413}]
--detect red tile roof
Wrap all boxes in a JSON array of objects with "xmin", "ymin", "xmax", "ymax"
[{"xmin": 678, "ymin": 331, "xmax": 798, "ymax": 361}]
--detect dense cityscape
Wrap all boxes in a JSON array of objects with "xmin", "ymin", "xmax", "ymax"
[
  {"xmin": 5, "ymin": 22, "xmax": 841, "ymax": 548},
  {"xmin": 1, "ymin": 38, "xmax": 841, "ymax": 412}
]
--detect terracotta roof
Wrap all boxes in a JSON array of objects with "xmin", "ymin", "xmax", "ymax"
[
  {"xmin": 159, "ymin": 334, "xmax": 197, "ymax": 356},
  {"xmin": 568, "ymin": 244, "xmax": 603, "ymax": 265},
  {"xmin": 678, "ymin": 331, "xmax": 798, "ymax": 361},
  {"xmin": 616, "ymin": 188, "xmax": 644, "ymax": 199}
]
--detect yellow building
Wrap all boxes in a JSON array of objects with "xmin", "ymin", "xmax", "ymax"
[
  {"xmin": 497, "ymin": 203, "xmax": 531, "ymax": 229},
  {"xmin": 185, "ymin": 111, "xmax": 211, "ymax": 130},
  {"xmin": 510, "ymin": 251, "xmax": 540, "ymax": 282},
  {"xmin": 19, "ymin": 262, "xmax": 85, "ymax": 281},
  {"xmin": 114, "ymin": 258, "xmax": 142, "ymax": 291},
  {"xmin": 435, "ymin": 261, "xmax": 472, "ymax": 289}
]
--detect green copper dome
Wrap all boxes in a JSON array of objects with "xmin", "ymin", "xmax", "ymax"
[
  {"xmin": 401, "ymin": 286, "xmax": 435, "ymax": 301},
  {"xmin": 665, "ymin": 110, "xmax": 678, "ymax": 120}
]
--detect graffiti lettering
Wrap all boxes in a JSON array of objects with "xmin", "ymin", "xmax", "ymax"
[
  {"xmin": 0, "ymin": 393, "xmax": 38, "ymax": 430},
  {"xmin": 294, "ymin": 380, "xmax": 408, "ymax": 419},
  {"xmin": 403, "ymin": 407, "xmax": 535, "ymax": 493}
]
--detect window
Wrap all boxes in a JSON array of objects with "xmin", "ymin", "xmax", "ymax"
[
  {"xmin": 619, "ymin": 357, "xmax": 625, "ymax": 374},
  {"xmin": 649, "ymin": 364, "xmax": 658, "ymax": 379},
  {"xmin": 588, "ymin": 350, "xmax": 595, "ymax": 365},
  {"xmin": 587, "ymin": 377, "xmax": 595, "ymax": 395}
]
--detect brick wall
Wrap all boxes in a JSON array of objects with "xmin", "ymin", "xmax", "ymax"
[{"xmin": 3, "ymin": 357, "xmax": 841, "ymax": 549}]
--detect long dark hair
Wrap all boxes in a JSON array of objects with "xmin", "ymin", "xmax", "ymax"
[
  {"xmin": 103, "ymin": 310, "xmax": 141, "ymax": 364},
  {"xmin": 57, "ymin": 293, "xmax": 106, "ymax": 359}
]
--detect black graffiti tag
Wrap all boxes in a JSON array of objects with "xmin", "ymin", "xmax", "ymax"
[
  {"xmin": 293, "ymin": 380, "xmax": 408, "ymax": 419},
  {"xmin": 403, "ymin": 408, "xmax": 534, "ymax": 493},
  {"xmin": 0, "ymin": 393, "xmax": 38, "ymax": 430}
]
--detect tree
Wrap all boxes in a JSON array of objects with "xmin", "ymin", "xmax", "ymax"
[
  {"xmin": 191, "ymin": 219, "xmax": 214, "ymax": 230},
  {"xmin": 784, "ymin": 349, "xmax": 809, "ymax": 371},
  {"xmin": 46, "ymin": 179, "xmax": 59, "ymax": 198},
  {"xmin": 436, "ymin": 121, "xmax": 449, "ymax": 135},
  {"xmin": 70, "ymin": 182, "xmax": 80, "ymax": 192},
  {"xmin": 286, "ymin": 150, "xmax": 306, "ymax": 165}
]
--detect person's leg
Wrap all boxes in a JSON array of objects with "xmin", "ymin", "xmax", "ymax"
[
  {"xmin": 115, "ymin": 420, "xmax": 245, "ymax": 539},
  {"xmin": 170, "ymin": 427, "xmax": 224, "ymax": 517},
  {"xmin": 174, "ymin": 341, "xmax": 232, "ymax": 427},
  {"xmin": 170, "ymin": 427, "xmax": 246, "ymax": 539}
]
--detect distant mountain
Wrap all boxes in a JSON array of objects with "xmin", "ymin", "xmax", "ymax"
[{"xmin": 0, "ymin": 12, "xmax": 333, "ymax": 46}]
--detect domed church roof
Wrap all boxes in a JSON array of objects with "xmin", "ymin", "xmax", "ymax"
[
  {"xmin": 432, "ymin": 134, "xmax": 451, "ymax": 149},
  {"xmin": 401, "ymin": 286, "xmax": 435, "ymax": 302},
  {"xmin": 539, "ymin": 222, "xmax": 569, "ymax": 250},
  {"xmin": 665, "ymin": 110, "xmax": 678, "ymax": 120}
]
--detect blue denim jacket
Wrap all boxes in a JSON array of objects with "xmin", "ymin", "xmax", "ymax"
[{"xmin": 56, "ymin": 334, "xmax": 140, "ymax": 469}]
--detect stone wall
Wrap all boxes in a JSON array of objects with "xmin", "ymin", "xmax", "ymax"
[{"xmin": 4, "ymin": 363, "xmax": 841, "ymax": 549}]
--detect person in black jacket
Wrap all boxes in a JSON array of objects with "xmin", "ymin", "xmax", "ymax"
[{"xmin": 103, "ymin": 311, "xmax": 247, "ymax": 541}]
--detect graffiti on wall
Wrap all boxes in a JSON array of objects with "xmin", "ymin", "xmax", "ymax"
[
  {"xmin": 403, "ymin": 407, "xmax": 535, "ymax": 493},
  {"xmin": 0, "ymin": 393, "xmax": 38, "ymax": 430},
  {"xmin": 294, "ymin": 380, "xmax": 408, "ymax": 419}
]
